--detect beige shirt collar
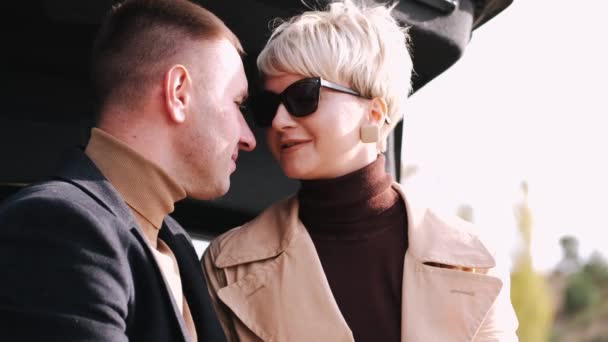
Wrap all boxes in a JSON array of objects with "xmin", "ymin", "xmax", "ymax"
[{"xmin": 85, "ymin": 128, "xmax": 186, "ymax": 230}]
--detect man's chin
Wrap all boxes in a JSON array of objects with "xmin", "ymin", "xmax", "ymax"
[
  {"xmin": 210, "ymin": 180, "xmax": 231, "ymax": 199},
  {"xmin": 189, "ymin": 179, "xmax": 230, "ymax": 200}
]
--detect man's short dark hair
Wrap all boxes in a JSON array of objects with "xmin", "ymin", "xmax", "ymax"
[{"xmin": 91, "ymin": 0, "xmax": 243, "ymax": 109}]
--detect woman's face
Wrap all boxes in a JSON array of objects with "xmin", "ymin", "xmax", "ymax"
[{"xmin": 265, "ymin": 73, "xmax": 378, "ymax": 180}]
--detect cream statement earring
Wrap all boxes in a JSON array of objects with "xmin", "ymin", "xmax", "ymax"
[
  {"xmin": 360, "ymin": 124, "xmax": 379, "ymax": 143},
  {"xmin": 360, "ymin": 114, "xmax": 391, "ymax": 143}
]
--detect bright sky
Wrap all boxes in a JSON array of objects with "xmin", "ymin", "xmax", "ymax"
[{"xmin": 401, "ymin": 0, "xmax": 608, "ymax": 272}]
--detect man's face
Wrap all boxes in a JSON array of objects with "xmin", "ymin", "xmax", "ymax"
[{"xmin": 176, "ymin": 38, "xmax": 256, "ymax": 199}]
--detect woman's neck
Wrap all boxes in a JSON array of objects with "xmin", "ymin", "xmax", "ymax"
[{"xmin": 298, "ymin": 155, "xmax": 399, "ymax": 236}]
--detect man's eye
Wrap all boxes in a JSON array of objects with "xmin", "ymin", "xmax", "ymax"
[{"xmin": 237, "ymin": 101, "xmax": 250, "ymax": 115}]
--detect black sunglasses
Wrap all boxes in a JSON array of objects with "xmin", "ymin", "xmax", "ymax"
[{"xmin": 249, "ymin": 77, "xmax": 371, "ymax": 127}]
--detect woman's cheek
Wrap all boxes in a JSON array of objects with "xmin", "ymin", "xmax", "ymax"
[{"xmin": 266, "ymin": 129, "xmax": 281, "ymax": 160}]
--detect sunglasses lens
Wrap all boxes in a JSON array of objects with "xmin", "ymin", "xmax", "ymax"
[
  {"xmin": 250, "ymin": 91, "xmax": 281, "ymax": 127},
  {"xmin": 283, "ymin": 80, "xmax": 320, "ymax": 117},
  {"xmin": 250, "ymin": 78, "xmax": 320, "ymax": 127}
]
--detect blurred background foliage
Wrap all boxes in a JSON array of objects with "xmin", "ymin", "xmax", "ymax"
[
  {"xmin": 459, "ymin": 182, "xmax": 608, "ymax": 341},
  {"xmin": 510, "ymin": 182, "xmax": 554, "ymax": 342}
]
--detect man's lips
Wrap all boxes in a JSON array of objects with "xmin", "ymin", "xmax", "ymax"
[
  {"xmin": 230, "ymin": 151, "xmax": 238, "ymax": 172},
  {"xmin": 231, "ymin": 151, "xmax": 238, "ymax": 162}
]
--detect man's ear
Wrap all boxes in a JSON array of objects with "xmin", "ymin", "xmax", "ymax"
[
  {"xmin": 164, "ymin": 65, "xmax": 191, "ymax": 124},
  {"xmin": 369, "ymin": 97, "xmax": 388, "ymax": 125}
]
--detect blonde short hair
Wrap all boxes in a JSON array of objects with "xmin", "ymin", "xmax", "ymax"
[{"xmin": 257, "ymin": 0, "xmax": 414, "ymax": 145}]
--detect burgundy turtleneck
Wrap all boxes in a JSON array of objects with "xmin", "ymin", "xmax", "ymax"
[{"xmin": 298, "ymin": 155, "xmax": 408, "ymax": 342}]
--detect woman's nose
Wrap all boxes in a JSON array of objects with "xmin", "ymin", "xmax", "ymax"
[{"xmin": 271, "ymin": 104, "xmax": 297, "ymax": 131}]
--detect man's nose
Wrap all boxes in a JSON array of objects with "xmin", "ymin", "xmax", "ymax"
[{"xmin": 238, "ymin": 114, "xmax": 256, "ymax": 152}]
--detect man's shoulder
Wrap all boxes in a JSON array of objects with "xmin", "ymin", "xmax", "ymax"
[
  {"xmin": 1, "ymin": 180, "xmax": 99, "ymax": 215},
  {"xmin": 0, "ymin": 179, "xmax": 129, "ymax": 243}
]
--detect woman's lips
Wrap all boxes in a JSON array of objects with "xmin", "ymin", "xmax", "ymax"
[{"xmin": 280, "ymin": 140, "xmax": 311, "ymax": 152}]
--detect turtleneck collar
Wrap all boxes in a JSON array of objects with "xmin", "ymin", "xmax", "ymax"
[
  {"xmin": 85, "ymin": 128, "xmax": 187, "ymax": 231},
  {"xmin": 298, "ymin": 155, "xmax": 399, "ymax": 237}
]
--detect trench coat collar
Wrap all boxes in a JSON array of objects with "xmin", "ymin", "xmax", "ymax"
[{"xmin": 211, "ymin": 183, "xmax": 501, "ymax": 342}]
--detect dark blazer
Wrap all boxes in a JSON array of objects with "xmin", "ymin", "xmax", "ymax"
[{"xmin": 0, "ymin": 150, "xmax": 225, "ymax": 342}]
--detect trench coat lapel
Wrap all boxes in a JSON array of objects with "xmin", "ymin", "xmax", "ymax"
[
  {"xmin": 214, "ymin": 198, "xmax": 353, "ymax": 342},
  {"xmin": 396, "ymin": 185, "xmax": 503, "ymax": 342},
  {"xmin": 212, "ymin": 184, "xmax": 503, "ymax": 342}
]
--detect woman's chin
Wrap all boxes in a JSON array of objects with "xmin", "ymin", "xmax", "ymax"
[
  {"xmin": 282, "ymin": 168, "xmax": 306, "ymax": 180},
  {"xmin": 280, "ymin": 162, "xmax": 314, "ymax": 180}
]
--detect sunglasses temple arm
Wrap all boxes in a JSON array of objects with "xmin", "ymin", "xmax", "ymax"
[
  {"xmin": 320, "ymin": 79, "xmax": 362, "ymax": 97},
  {"xmin": 320, "ymin": 78, "xmax": 392, "ymax": 125}
]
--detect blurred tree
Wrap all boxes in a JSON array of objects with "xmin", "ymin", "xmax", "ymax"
[
  {"xmin": 560, "ymin": 236, "xmax": 580, "ymax": 260},
  {"xmin": 563, "ymin": 270, "xmax": 600, "ymax": 316},
  {"xmin": 511, "ymin": 181, "xmax": 554, "ymax": 342},
  {"xmin": 555, "ymin": 236, "xmax": 582, "ymax": 275},
  {"xmin": 583, "ymin": 252, "xmax": 608, "ymax": 286},
  {"xmin": 551, "ymin": 244, "xmax": 608, "ymax": 340},
  {"xmin": 562, "ymin": 250, "xmax": 606, "ymax": 316}
]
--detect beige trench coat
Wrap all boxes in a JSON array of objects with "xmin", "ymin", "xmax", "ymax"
[{"xmin": 202, "ymin": 183, "xmax": 519, "ymax": 341}]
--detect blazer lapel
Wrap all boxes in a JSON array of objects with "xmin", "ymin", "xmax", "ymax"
[
  {"xmin": 57, "ymin": 149, "xmax": 191, "ymax": 342},
  {"xmin": 161, "ymin": 219, "xmax": 226, "ymax": 342},
  {"xmin": 397, "ymin": 185, "xmax": 503, "ymax": 342},
  {"xmin": 214, "ymin": 201, "xmax": 353, "ymax": 342},
  {"xmin": 129, "ymin": 226, "xmax": 192, "ymax": 342}
]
